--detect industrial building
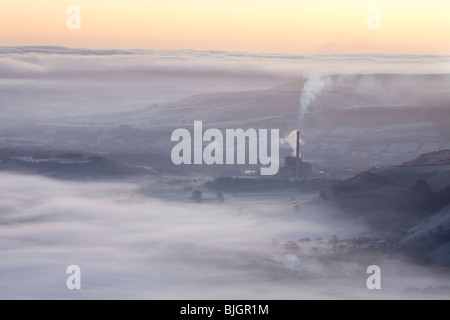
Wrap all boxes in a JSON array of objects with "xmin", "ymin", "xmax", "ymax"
[{"xmin": 281, "ymin": 131, "xmax": 313, "ymax": 178}]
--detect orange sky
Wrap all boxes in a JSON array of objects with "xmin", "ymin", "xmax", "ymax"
[{"xmin": 1, "ymin": 0, "xmax": 449, "ymax": 54}]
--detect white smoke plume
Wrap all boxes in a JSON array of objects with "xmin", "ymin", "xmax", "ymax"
[
  {"xmin": 299, "ymin": 74, "xmax": 332, "ymax": 123},
  {"xmin": 280, "ymin": 130, "xmax": 306, "ymax": 157}
]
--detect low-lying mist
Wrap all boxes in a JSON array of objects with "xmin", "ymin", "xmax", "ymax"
[
  {"xmin": 0, "ymin": 172, "xmax": 448, "ymax": 299},
  {"xmin": 1, "ymin": 47, "xmax": 449, "ymax": 125}
]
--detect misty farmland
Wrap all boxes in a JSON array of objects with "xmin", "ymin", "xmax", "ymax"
[{"xmin": 0, "ymin": 47, "xmax": 449, "ymax": 299}]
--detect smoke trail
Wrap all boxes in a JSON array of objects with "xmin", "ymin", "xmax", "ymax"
[{"xmin": 299, "ymin": 74, "xmax": 331, "ymax": 123}]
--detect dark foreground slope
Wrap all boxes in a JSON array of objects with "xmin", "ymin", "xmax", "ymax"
[{"xmin": 324, "ymin": 150, "xmax": 450, "ymax": 265}]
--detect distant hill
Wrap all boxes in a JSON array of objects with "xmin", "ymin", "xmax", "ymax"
[
  {"xmin": 0, "ymin": 148, "xmax": 151, "ymax": 179},
  {"xmin": 35, "ymin": 73, "xmax": 450, "ymax": 168},
  {"xmin": 403, "ymin": 149, "xmax": 450, "ymax": 166}
]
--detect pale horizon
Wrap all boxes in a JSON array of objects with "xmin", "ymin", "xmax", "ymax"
[
  {"xmin": 1, "ymin": 1, "xmax": 449, "ymax": 55},
  {"xmin": 3, "ymin": 45, "xmax": 450, "ymax": 57}
]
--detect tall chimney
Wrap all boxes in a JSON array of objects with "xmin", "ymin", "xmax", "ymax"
[{"xmin": 296, "ymin": 131, "xmax": 300, "ymax": 159}]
